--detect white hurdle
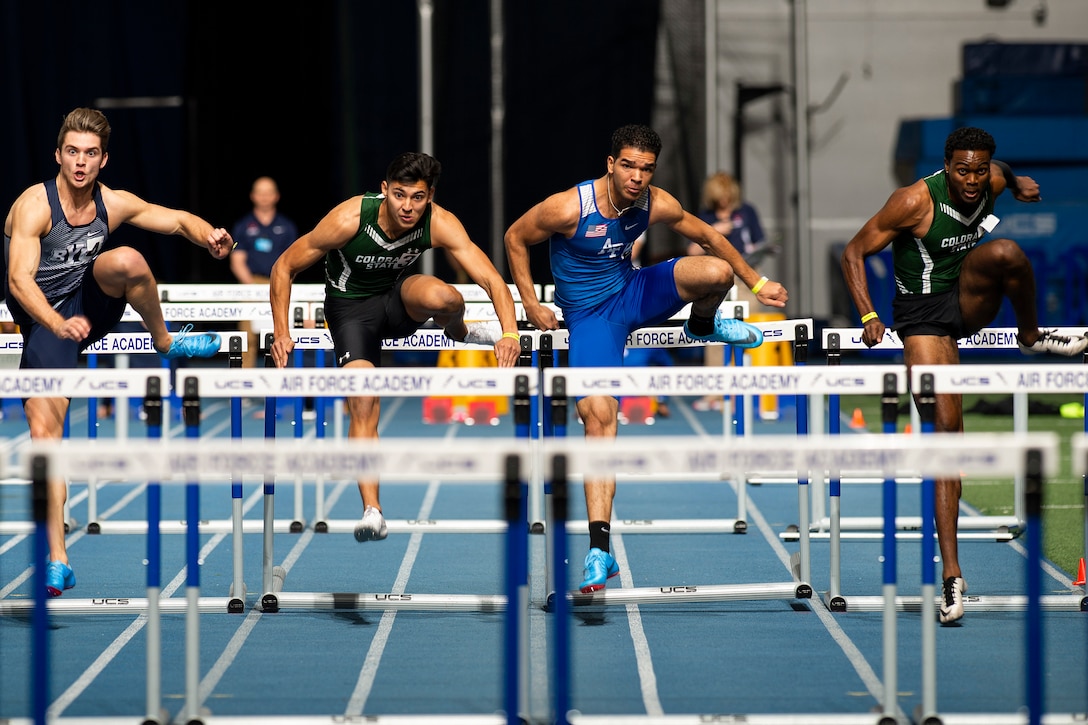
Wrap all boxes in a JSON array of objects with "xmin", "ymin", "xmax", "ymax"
[
  {"xmin": 15, "ymin": 437, "xmax": 528, "ymax": 725},
  {"xmin": 545, "ymin": 363, "xmax": 905, "ymax": 588},
  {"xmin": 545, "ymin": 432, "xmax": 1070, "ymax": 724},
  {"xmin": 819, "ymin": 326, "xmax": 1088, "ymax": 539},
  {"xmin": 273, "ymin": 328, "xmax": 536, "ymax": 532},
  {"xmin": 0, "ymin": 331, "xmax": 244, "ymax": 537},
  {"xmin": 541, "ymin": 362, "xmax": 892, "ymax": 607},
  {"xmin": 169, "ymin": 366, "xmax": 535, "ymax": 616},
  {"xmin": 0, "ymin": 365, "xmax": 172, "ymax": 537},
  {"xmin": 822, "ymin": 363, "xmax": 1085, "ymax": 610}
]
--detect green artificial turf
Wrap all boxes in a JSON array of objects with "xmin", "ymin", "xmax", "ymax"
[{"xmin": 837, "ymin": 392, "xmax": 1086, "ymax": 579}]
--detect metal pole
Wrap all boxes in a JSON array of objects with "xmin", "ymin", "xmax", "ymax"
[
  {"xmin": 418, "ymin": 0, "xmax": 435, "ymax": 277},
  {"xmin": 490, "ymin": 0, "xmax": 506, "ymax": 274},
  {"xmin": 705, "ymin": 0, "xmax": 719, "ymax": 175},
  {"xmin": 790, "ymin": 0, "xmax": 813, "ymax": 314}
]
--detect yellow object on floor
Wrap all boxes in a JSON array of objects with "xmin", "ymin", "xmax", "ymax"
[
  {"xmin": 424, "ymin": 348, "xmax": 508, "ymax": 424},
  {"xmin": 745, "ymin": 312, "xmax": 792, "ymax": 420}
]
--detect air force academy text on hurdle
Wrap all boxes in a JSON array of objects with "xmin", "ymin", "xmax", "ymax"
[{"xmin": 270, "ymin": 372, "xmax": 496, "ymax": 394}]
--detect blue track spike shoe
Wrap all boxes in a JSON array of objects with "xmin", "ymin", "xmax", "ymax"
[
  {"xmin": 45, "ymin": 561, "xmax": 76, "ymax": 597},
  {"xmin": 162, "ymin": 324, "xmax": 222, "ymax": 359},
  {"xmin": 684, "ymin": 310, "xmax": 763, "ymax": 349},
  {"xmin": 578, "ymin": 548, "xmax": 619, "ymax": 593},
  {"xmin": 939, "ymin": 576, "xmax": 967, "ymax": 625},
  {"xmin": 353, "ymin": 506, "xmax": 388, "ymax": 542}
]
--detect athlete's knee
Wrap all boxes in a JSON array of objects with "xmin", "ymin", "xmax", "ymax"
[
  {"xmin": 983, "ymin": 237, "xmax": 1029, "ymax": 268},
  {"xmin": 700, "ymin": 257, "xmax": 735, "ymax": 290},
  {"xmin": 426, "ymin": 283, "xmax": 465, "ymax": 316},
  {"xmin": 99, "ymin": 246, "xmax": 153, "ymax": 281}
]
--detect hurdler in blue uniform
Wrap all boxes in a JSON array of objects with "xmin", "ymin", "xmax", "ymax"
[{"xmin": 505, "ymin": 124, "xmax": 788, "ymax": 593}]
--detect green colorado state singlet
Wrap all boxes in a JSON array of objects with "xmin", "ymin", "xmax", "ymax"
[
  {"xmin": 892, "ymin": 170, "xmax": 995, "ymax": 295},
  {"xmin": 324, "ymin": 193, "xmax": 433, "ymax": 300}
]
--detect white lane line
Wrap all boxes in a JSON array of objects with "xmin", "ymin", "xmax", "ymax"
[
  {"xmin": 609, "ymin": 529, "xmax": 664, "ymax": 717},
  {"xmin": 48, "ymin": 527, "xmax": 232, "ymax": 718},
  {"xmin": 345, "ymin": 470, "xmax": 446, "ymax": 713},
  {"xmin": 45, "ymin": 401, "xmax": 314, "ymax": 719},
  {"xmin": 196, "ymin": 481, "xmax": 353, "ymax": 706},
  {"xmin": 742, "ymin": 480, "xmax": 908, "ymax": 723},
  {"xmin": 345, "ymin": 410, "xmax": 450, "ymax": 715},
  {"xmin": 1, "ymin": 401, "xmax": 235, "ymax": 597}
]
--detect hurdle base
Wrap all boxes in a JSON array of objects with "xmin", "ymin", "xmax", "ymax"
[
  {"xmin": 0, "ymin": 596, "xmax": 237, "ymax": 616},
  {"xmin": 269, "ymin": 591, "xmax": 506, "ymax": 612},
  {"xmin": 68, "ymin": 519, "xmax": 304, "ymax": 535},
  {"xmin": 321, "ymin": 518, "xmax": 508, "ymax": 535},
  {"xmin": 828, "ymin": 593, "xmax": 1087, "ymax": 613},
  {"xmin": 781, "ymin": 530, "xmax": 1017, "ymax": 542},
  {"xmin": 565, "ymin": 518, "xmax": 746, "ymax": 535},
  {"xmin": 95, "ymin": 716, "xmax": 510, "ymax": 724},
  {"xmin": 809, "ymin": 514, "xmax": 1023, "ymax": 533},
  {"xmin": 546, "ymin": 581, "xmax": 811, "ymax": 611},
  {"xmin": 570, "ymin": 715, "xmax": 906, "ymax": 724},
  {"xmin": 919, "ymin": 714, "xmax": 1088, "ymax": 724}
]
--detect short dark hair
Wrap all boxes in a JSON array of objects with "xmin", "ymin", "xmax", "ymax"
[
  {"xmin": 386, "ymin": 152, "xmax": 442, "ymax": 189},
  {"xmin": 944, "ymin": 127, "xmax": 995, "ymax": 161},
  {"xmin": 611, "ymin": 124, "xmax": 662, "ymax": 159}
]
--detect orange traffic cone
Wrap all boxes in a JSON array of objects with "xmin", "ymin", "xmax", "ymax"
[
  {"xmin": 1074, "ymin": 558, "xmax": 1086, "ymax": 587},
  {"xmin": 850, "ymin": 407, "xmax": 866, "ymax": 429},
  {"xmin": 903, "ymin": 423, "xmax": 913, "ymax": 434}
]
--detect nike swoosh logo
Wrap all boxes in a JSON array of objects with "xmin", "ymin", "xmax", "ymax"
[{"xmin": 624, "ymin": 223, "xmax": 639, "ymax": 230}]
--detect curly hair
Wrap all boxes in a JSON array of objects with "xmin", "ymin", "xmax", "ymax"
[
  {"xmin": 944, "ymin": 127, "xmax": 995, "ymax": 161},
  {"xmin": 610, "ymin": 124, "xmax": 662, "ymax": 159}
]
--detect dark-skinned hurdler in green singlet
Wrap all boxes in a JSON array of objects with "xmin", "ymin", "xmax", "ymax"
[{"xmin": 892, "ymin": 169, "xmax": 995, "ymax": 296}]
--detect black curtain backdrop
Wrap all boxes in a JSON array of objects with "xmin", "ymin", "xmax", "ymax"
[
  {"xmin": 3, "ymin": 1, "xmax": 660, "ymax": 289},
  {"xmin": 1, "ymin": 1, "xmax": 189, "ymax": 283},
  {"xmin": 502, "ymin": 2, "xmax": 661, "ymax": 284}
]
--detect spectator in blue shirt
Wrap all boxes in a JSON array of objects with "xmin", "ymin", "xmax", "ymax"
[{"xmin": 231, "ymin": 176, "xmax": 298, "ymax": 367}]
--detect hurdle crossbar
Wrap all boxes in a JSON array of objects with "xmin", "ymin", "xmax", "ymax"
[
  {"xmin": 545, "ymin": 362, "xmax": 906, "ymax": 589},
  {"xmin": 821, "ymin": 328, "xmax": 1087, "ymax": 536}
]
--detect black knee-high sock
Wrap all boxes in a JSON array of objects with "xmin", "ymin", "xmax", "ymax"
[
  {"xmin": 589, "ymin": 521, "xmax": 611, "ymax": 553},
  {"xmin": 686, "ymin": 311, "xmax": 716, "ymax": 337}
]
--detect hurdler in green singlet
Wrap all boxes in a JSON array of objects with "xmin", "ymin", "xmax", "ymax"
[
  {"xmin": 892, "ymin": 169, "xmax": 995, "ymax": 296},
  {"xmin": 324, "ymin": 193, "xmax": 433, "ymax": 300}
]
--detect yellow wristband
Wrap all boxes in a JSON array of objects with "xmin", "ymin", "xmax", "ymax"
[
  {"xmin": 861, "ymin": 311, "xmax": 879, "ymax": 323},
  {"xmin": 751, "ymin": 276, "xmax": 769, "ymax": 294},
  {"xmin": 502, "ymin": 332, "xmax": 521, "ymax": 341}
]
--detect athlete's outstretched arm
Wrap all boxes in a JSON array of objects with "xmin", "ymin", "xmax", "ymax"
[
  {"xmin": 653, "ymin": 186, "xmax": 787, "ymax": 308},
  {"xmin": 269, "ymin": 197, "xmax": 359, "ymax": 367},
  {"xmin": 431, "ymin": 203, "xmax": 520, "ymax": 366},
  {"xmin": 504, "ymin": 188, "xmax": 580, "ymax": 332},
  {"xmin": 841, "ymin": 182, "xmax": 927, "ymax": 347}
]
